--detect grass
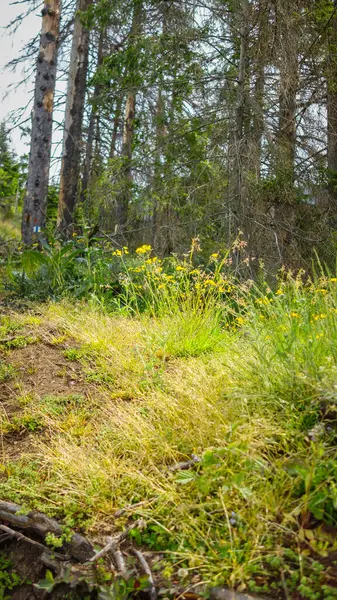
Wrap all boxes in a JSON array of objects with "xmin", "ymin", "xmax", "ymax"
[
  {"xmin": 0, "ymin": 213, "xmax": 20, "ymax": 243},
  {"xmin": 2, "ymin": 247, "xmax": 337, "ymax": 597}
]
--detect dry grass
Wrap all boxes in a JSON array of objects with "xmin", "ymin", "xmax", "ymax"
[{"xmin": 1, "ymin": 289, "xmax": 337, "ymax": 595}]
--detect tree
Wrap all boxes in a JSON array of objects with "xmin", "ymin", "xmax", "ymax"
[
  {"xmin": 114, "ymin": 0, "xmax": 143, "ymax": 239},
  {"xmin": 327, "ymin": 0, "xmax": 337, "ymax": 215},
  {"xmin": 57, "ymin": 0, "xmax": 92, "ymax": 234},
  {"xmin": 0, "ymin": 122, "xmax": 20, "ymax": 202},
  {"xmin": 21, "ymin": 0, "xmax": 61, "ymax": 245}
]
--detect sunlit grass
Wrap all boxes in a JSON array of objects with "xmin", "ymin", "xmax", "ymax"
[{"xmin": 2, "ymin": 251, "xmax": 337, "ymax": 595}]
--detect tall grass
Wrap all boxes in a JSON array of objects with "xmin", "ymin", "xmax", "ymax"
[{"xmin": 2, "ymin": 242, "xmax": 337, "ymax": 597}]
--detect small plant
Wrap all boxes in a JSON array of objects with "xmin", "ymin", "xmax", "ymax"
[
  {"xmin": 0, "ymin": 554, "xmax": 27, "ymax": 599},
  {"xmin": 0, "ymin": 361, "xmax": 16, "ymax": 382}
]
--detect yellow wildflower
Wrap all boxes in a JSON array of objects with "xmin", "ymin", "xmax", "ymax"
[
  {"xmin": 313, "ymin": 313, "xmax": 326, "ymax": 321},
  {"xmin": 112, "ymin": 249, "xmax": 123, "ymax": 256},
  {"xmin": 275, "ymin": 289, "xmax": 283, "ymax": 295},
  {"xmin": 204, "ymin": 279, "xmax": 216, "ymax": 286},
  {"xmin": 176, "ymin": 265, "xmax": 186, "ymax": 272},
  {"xmin": 146, "ymin": 257, "xmax": 157, "ymax": 264},
  {"xmin": 136, "ymin": 244, "xmax": 152, "ymax": 254},
  {"xmin": 210, "ymin": 253, "xmax": 219, "ymax": 260},
  {"xmin": 330, "ymin": 278, "xmax": 337, "ymax": 283},
  {"xmin": 290, "ymin": 312, "xmax": 300, "ymax": 318}
]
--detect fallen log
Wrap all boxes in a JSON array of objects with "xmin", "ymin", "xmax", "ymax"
[{"xmin": 0, "ymin": 500, "xmax": 94, "ymax": 561}]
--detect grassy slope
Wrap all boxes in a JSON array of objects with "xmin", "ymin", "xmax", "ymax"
[{"xmin": 1, "ymin": 276, "xmax": 337, "ymax": 598}]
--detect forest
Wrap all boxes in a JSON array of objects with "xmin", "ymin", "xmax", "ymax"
[{"xmin": 1, "ymin": 0, "xmax": 337, "ymax": 599}]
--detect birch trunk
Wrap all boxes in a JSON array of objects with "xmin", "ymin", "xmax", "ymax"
[{"xmin": 21, "ymin": 0, "xmax": 61, "ymax": 245}]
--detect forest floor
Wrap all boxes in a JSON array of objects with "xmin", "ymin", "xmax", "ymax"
[
  {"xmin": 2, "ymin": 221, "xmax": 337, "ymax": 598},
  {"xmin": 1, "ymin": 299, "xmax": 337, "ymax": 599}
]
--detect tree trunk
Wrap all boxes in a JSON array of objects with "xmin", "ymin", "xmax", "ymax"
[
  {"xmin": 81, "ymin": 31, "xmax": 105, "ymax": 204},
  {"xmin": 151, "ymin": 89, "xmax": 165, "ymax": 250},
  {"xmin": 109, "ymin": 98, "xmax": 123, "ymax": 160},
  {"xmin": 21, "ymin": 0, "xmax": 61, "ymax": 245},
  {"xmin": 114, "ymin": 0, "xmax": 143, "ymax": 239},
  {"xmin": 250, "ymin": 0, "xmax": 268, "ymax": 180},
  {"xmin": 115, "ymin": 94, "xmax": 136, "ymax": 235},
  {"xmin": 57, "ymin": 0, "xmax": 92, "ymax": 235},
  {"xmin": 228, "ymin": 0, "xmax": 250, "ymax": 242},
  {"xmin": 273, "ymin": 0, "xmax": 299, "ymax": 264},
  {"xmin": 327, "ymin": 0, "xmax": 337, "ymax": 214}
]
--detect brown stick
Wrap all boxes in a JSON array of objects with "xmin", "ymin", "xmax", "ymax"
[
  {"xmin": 89, "ymin": 519, "xmax": 146, "ymax": 563},
  {"xmin": 112, "ymin": 548, "xmax": 127, "ymax": 577},
  {"xmin": 132, "ymin": 548, "xmax": 157, "ymax": 600}
]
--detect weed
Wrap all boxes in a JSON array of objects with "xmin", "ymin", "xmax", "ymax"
[
  {"xmin": 3, "ymin": 249, "xmax": 337, "ymax": 595},
  {"xmin": 0, "ymin": 554, "xmax": 27, "ymax": 599},
  {"xmin": 0, "ymin": 362, "xmax": 16, "ymax": 382}
]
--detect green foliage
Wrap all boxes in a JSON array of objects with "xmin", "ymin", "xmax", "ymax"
[
  {"xmin": 5, "ymin": 248, "xmax": 337, "ymax": 594},
  {"xmin": 0, "ymin": 554, "xmax": 27, "ymax": 599},
  {"xmin": 0, "ymin": 362, "xmax": 16, "ymax": 382},
  {"xmin": 0, "ymin": 123, "xmax": 26, "ymax": 217}
]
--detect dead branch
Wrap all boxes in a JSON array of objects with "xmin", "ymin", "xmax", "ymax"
[
  {"xmin": 132, "ymin": 548, "xmax": 157, "ymax": 600},
  {"xmin": 0, "ymin": 501, "xmax": 94, "ymax": 561},
  {"xmin": 0, "ymin": 524, "xmax": 66, "ymax": 559},
  {"xmin": 89, "ymin": 519, "xmax": 146, "ymax": 563},
  {"xmin": 112, "ymin": 548, "xmax": 127, "ymax": 577}
]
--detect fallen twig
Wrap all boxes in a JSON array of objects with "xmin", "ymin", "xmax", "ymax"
[
  {"xmin": 112, "ymin": 548, "xmax": 127, "ymax": 577},
  {"xmin": 132, "ymin": 548, "xmax": 157, "ymax": 600},
  {"xmin": 89, "ymin": 519, "xmax": 146, "ymax": 563}
]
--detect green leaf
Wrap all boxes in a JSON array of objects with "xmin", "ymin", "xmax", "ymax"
[
  {"xmin": 176, "ymin": 470, "xmax": 197, "ymax": 484},
  {"xmin": 34, "ymin": 570, "xmax": 55, "ymax": 592}
]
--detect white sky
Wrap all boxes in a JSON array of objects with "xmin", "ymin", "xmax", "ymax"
[{"xmin": 0, "ymin": 1, "xmax": 40, "ymax": 157}]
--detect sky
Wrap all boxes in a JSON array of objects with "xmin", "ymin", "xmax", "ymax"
[{"xmin": 0, "ymin": 1, "xmax": 40, "ymax": 157}]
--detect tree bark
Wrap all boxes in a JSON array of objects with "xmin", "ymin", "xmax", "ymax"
[
  {"xmin": 227, "ymin": 0, "xmax": 250, "ymax": 243},
  {"xmin": 57, "ymin": 0, "xmax": 92, "ymax": 235},
  {"xmin": 21, "ymin": 0, "xmax": 61, "ymax": 245},
  {"xmin": 273, "ymin": 0, "xmax": 299, "ymax": 264},
  {"xmin": 114, "ymin": 0, "xmax": 143, "ymax": 239},
  {"xmin": 81, "ymin": 30, "xmax": 105, "ymax": 204},
  {"xmin": 327, "ymin": 0, "xmax": 337, "ymax": 214},
  {"xmin": 109, "ymin": 97, "xmax": 123, "ymax": 160},
  {"xmin": 151, "ymin": 89, "xmax": 165, "ymax": 250},
  {"xmin": 115, "ymin": 93, "xmax": 136, "ymax": 234}
]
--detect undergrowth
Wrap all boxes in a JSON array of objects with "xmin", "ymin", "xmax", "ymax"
[{"xmin": 1, "ymin": 239, "xmax": 337, "ymax": 597}]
